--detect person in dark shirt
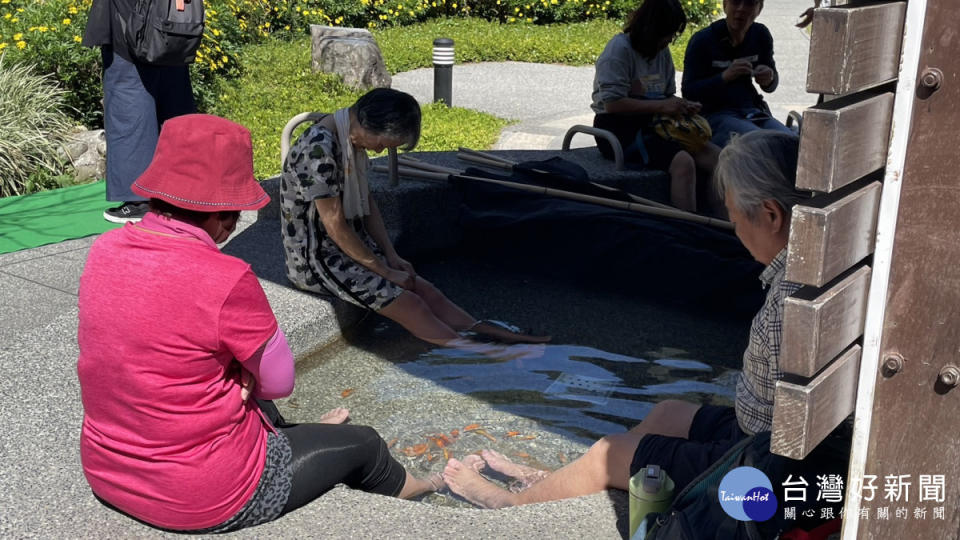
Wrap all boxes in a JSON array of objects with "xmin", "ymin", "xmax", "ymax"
[
  {"xmin": 82, "ymin": 0, "xmax": 195, "ymax": 223},
  {"xmin": 681, "ymin": 0, "xmax": 795, "ymax": 147}
]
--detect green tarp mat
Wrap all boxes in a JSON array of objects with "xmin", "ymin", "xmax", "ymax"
[{"xmin": 0, "ymin": 180, "xmax": 121, "ymax": 255}]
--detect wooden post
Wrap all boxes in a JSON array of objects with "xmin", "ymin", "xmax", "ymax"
[{"xmin": 844, "ymin": 0, "xmax": 960, "ymax": 537}]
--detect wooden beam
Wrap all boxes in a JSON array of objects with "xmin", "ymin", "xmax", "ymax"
[
  {"xmin": 806, "ymin": 3, "xmax": 906, "ymax": 95},
  {"xmin": 771, "ymin": 345, "xmax": 861, "ymax": 460},
  {"xmin": 785, "ymin": 181, "xmax": 882, "ymax": 287},
  {"xmin": 782, "ymin": 265, "xmax": 871, "ymax": 377},
  {"xmin": 797, "ymin": 92, "xmax": 894, "ymax": 193}
]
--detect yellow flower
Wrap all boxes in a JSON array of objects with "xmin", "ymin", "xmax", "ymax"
[
  {"xmin": 221, "ymin": 55, "xmax": 228, "ymax": 63},
  {"xmin": 264, "ymin": 21, "xmax": 270, "ymax": 27},
  {"xmin": 3, "ymin": 13, "xmax": 9, "ymax": 19},
  {"xmin": 13, "ymin": 33, "xmax": 22, "ymax": 40},
  {"xmin": 213, "ymin": 28, "xmax": 220, "ymax": 36},
  {"xmin": 39, "ymin": 26, "xmax": 49, "ymax": 32},
  {"xmin": 63, "ymin": 18, "xmax": 72, "ymax": 25},
  {"xmin": 0, "ymin": 43, "xmax": 6, "ymax": 50},
  {"xmin": 17, "ymin": 40, "xmax": 26, "ymax": 49},
  {"xmin": 11, "ymin": 17, "xmax": 18, "ymax": 22},
  {"xmin": 0, "ymin": 0, "xmax": 9, "ymax": 4},
  {"xmin": 68, "ymin": 6, "xmax": 78, "ymax": 14},
  {"xmin": 73, "ymin": 35, "xmax": 81, "ymax": 42}
]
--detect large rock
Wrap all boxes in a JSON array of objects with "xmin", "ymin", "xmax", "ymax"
[
  {"xmin": 59, "ymin": 128, "xmax": 106, "ymax": 184},
  {"xmin": 310, "ymin": 25, "xmax": 391, "ymax": 90}
]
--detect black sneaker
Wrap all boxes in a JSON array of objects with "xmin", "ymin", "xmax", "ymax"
[{"xmin": 103, "ymin": 201, "xmax": 149, "ymax": 223}]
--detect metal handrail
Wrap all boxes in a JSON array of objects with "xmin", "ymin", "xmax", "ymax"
[{"xmin": 562, "ymin": 125, "xmax": 625, "ymax": 171}]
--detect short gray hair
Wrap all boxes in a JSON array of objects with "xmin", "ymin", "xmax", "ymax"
[{"xmin": 715, "ymin": 130, "xmax": 810, "ymax": 221}]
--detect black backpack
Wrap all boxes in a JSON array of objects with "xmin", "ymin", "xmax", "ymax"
[
  {"xmin": 118, "ymin": 0, "xmax": 204, "ymax": 65},
  {"xmin": 642, "ymin": 429, "xmax": 850, "ymax": 540}
]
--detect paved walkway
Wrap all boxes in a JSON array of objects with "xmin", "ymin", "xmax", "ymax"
[{"xmin": 393, "ymin": 0, "xmax": 816, "ymax": 150}]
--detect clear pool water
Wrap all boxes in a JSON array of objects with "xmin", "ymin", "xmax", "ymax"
[{"xmin": 280, "ymin": 317, "xmax": 739, "ymax": 507}]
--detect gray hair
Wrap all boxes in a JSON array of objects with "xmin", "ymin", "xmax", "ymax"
[{"xmin": 714, "ymin": 130, "xmax": 809, "ymax": 221}]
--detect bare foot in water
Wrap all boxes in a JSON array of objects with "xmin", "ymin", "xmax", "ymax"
[
  {"xmin": 481, "ymin": 449, "xmax": 549, "ymax": 488},
  {"xmin": 461, "ymin": 453, "xmax": 486, "ymax": 473},
  {"xmin": 469, "ymin": 321, "xmax": 552, "ymax": 344},
  {"xmin": 319, "ymin": 407, "xmax": 350, "ymax": 424},
  {"xmin": 443, "ymin": 458, "xmax": 517, "ymax": 509}
]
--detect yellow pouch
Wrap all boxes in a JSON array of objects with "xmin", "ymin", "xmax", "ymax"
[{"xmin": 652, "ymin": 113, "xmax": 713, "ymax": 153}]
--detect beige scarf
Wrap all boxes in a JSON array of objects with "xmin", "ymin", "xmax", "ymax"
[{"xmin": 334, "ymin": 107, "xmax": 370, "ymax": 220}]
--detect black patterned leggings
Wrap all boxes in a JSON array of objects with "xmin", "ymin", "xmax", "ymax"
[{"xmin": 257, "ymin": 400, "xmax": 408, "ymax": 513}]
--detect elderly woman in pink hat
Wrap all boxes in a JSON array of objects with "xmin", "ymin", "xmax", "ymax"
[
  {"xmin": 281, "ymin": 88, "xmax": 549, "ymax": 346},
  {"xmin": 77, "ymin": 114, "xmax": 442, "ymax": 533}
]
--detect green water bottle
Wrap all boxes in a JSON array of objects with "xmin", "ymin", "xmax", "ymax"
[{"xmin": 628, "ymin": 464, "xmax": 675, "ymax": 539}]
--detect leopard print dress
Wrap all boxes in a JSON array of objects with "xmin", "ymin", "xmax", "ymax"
[{"xmin": 279, "ymin": 120, "xmax": 403, "ymax": 311}]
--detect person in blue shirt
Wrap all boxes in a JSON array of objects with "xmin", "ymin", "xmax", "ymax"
[{"xmin": 681, "ymin": 0, "xmax": 795, "ymax": 147}]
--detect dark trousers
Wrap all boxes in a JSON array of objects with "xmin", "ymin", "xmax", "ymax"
[{"xmin": 101, "ymin": 46, "xmax": 194, "ymax": 202}]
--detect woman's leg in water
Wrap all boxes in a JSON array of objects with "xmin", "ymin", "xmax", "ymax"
[
  {"xmin": 379, "ymin": 279, "xmax": 550, "ymax": 345},
  {"xmin": 280, "ymin": 423, "xmax": 441, "ymax": 514}
]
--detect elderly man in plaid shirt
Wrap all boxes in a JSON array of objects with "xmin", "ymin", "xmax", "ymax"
[{"xmin": 442, "ymin": 130, "xmax": 810, "ymax": 509}]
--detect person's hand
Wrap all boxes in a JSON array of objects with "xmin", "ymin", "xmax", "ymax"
[
  {"xmin": 682, "ymin": 99, "xmax": 702, "ymax": 115},
  {"xmin": 796, "ymin": 7, "xmax": 815, "ymax": 28},
  {"xmin": 240, "ymin": 369, "xmax": 255, "ymax": 402},
  {"xmin": 387, "ymin": 254, "xmax": 417, "ymax": 279},
  {"xmin": 660, "ymin": 96, "xmax": 690, "ymax": 115},
  {"xmin": 385, "ymin": 268, "xmax": 416, "ymax": 290},
  {"xmin": 629, "ymin": 79, "xmax": 646, "ymax": 98},
  {"xmin": 661, "ymin": 97, "xmax": 701, "ymax": 116},
  {"xmin": 753, "ymin": 65, "xmax": 775, "ymax": 88},
  {"xmin": 722, "ymin": 59, "xmax": 754, "ymax": 83}
]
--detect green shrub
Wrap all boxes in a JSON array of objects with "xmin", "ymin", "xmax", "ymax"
[
  {"xmin": 0, "ymin": 0, "xmax": 101, "ymax": 127},
  {"xmin": 208, "ymin": 37, "xmax": 509, "ymax": 179},
  {"xmin": 0, "ymin": 55, "xmax": 75, "ymax": 197}
]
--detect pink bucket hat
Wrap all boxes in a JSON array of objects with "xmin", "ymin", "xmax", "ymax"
[{"xmin": 132, "ymin": 114, "xmax": 269, "ymax": 212}]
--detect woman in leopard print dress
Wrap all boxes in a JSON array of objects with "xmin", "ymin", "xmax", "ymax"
[{"xmin": 280, "ymin": 88, "xmax": 549, "ymax": 346}]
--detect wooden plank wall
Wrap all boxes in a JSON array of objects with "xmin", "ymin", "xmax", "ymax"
[{"xmin": 771, "ymin": 1, "xmax": 905, "ymax": 460}]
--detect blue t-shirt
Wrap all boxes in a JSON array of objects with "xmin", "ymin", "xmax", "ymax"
[{"xmin": 681, "ymin": 19, "xmax": 778, "ymax": 115}]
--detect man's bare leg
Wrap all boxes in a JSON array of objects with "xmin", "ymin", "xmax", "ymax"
[{"xmin": 444, "ymin": 400, "xmax": 701, "ymax": 508}]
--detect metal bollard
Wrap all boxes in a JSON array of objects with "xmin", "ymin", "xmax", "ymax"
[{"xmin": 433, "ymin": 38, "xmax": 454, "ymax": 106}]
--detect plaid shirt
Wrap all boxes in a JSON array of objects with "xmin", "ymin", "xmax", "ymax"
[{"xmin": 736, "ymin": 248, "xmax": 801, "ymax": 435}]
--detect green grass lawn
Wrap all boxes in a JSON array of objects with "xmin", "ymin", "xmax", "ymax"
[
  {"xmin": 374, "ymin": 17, "xmax": 693, "ymax": 72},
  {"xmin": 211, "ymin": 17, "xmax": 697, "ymax": 179}
]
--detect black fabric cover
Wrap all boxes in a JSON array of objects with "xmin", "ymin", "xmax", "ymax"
[{"xmin": 453, "ymin": 159, "xmax": 766, "ymax": 317}]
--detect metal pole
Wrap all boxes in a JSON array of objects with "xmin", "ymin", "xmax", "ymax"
[
  {"xmin": 387, "ymin": 147, "xmax": 399, "ymax": 187},
  {"xmin": 432, "ymin": 38, "xmax": 454, "ymax": 106}
]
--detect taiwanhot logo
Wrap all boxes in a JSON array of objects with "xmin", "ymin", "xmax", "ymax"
[{"xmin": 717, "ymin": 466, "xmax": 778, "ymax": 522}]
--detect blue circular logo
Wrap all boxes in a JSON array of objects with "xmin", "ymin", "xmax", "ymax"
[{"xmin": 717, "ymin": 466, "xmax": 778, "ymax": 522}]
